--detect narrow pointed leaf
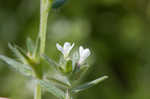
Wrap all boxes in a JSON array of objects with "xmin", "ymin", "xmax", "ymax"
[
  {"xmin": 38, "ymin": 80, "xmax": 65, "ymax": 99},
  {"xmin": 0, "ymin": 55, "xmax": 32, "ymax": 76},
  {"xmin": 8, "ymin": 43, "xmax": 29, "ymax": 64},
  {"xmin": 42, "ymin": 54, "xmax": 59, "ymax": 68},
  {"xmin": 48, "ymin": 77, "xmax": 70, "ymax": 88},
  {"xmin": 47, "ymin": 74, "xmax": 71, "ymax": 87},
  {"xmin": 72, "ymin": 76, "xmax": 108, "ymax": 93}
]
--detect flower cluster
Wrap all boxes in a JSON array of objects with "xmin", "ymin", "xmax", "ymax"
[
  {"xmin": 56, "ymin": 42, "xmax": 90, "ymax": 65},
  {"xmin": 57, "ymin": 42, "xmax": 90, "ymax": 63},
  {"xmin": 56, "ymin": 42, "xmax": 91, "ymax": 75}
]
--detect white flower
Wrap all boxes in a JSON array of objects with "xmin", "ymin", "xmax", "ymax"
[
  {"xmin": 78, "ymin": 46, "xmax": 91, "ymax": 65},
  {"xmin": 56, "ymin": 42, "xmax": 74, "ymax": 58}
]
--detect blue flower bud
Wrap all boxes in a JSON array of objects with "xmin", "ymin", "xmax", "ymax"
[{"xmin": 52, "ymin": 0, "xmax": 67, "ymax": 9}]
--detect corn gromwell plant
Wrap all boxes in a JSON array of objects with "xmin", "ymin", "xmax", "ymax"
[{"xmin": 0, "ymin": 0, "xmax": 108, "ymax": 99}]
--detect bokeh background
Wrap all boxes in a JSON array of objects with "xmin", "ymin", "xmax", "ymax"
[{"xmin": 0, "ymin": 0, "xmax": 150, "ymax": 99}]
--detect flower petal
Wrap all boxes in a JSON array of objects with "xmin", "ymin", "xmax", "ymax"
[
  {"xmin": 56, "ymin": 43, "xmax": 64, "ymax": 54},
  {"xmin": 79, "ymin": 46, "xmax": 84, "ymax": 57},
  {"xmin": 63, "ymin": 42, "xmax": 71, "ymax": 53},
  {"xmin": 63, "ymin": 42, "xmax": 74, "ymax": 57},
  {"xmin": 81, "ymin": 48, "xmax": 91, "ymax": 60},
  {"xmin": 79, "ymin": 46, "xmax": 91, "ymax": 65},
  {"xmin": 68, "ymin": 43, "xmax": 74, "ymax": 53},
  {"xmin": 56, "ymin": 42, "xmax": 74, "ymax": 58}
]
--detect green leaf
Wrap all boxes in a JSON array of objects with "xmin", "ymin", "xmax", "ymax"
[
  {"xmin": 47, "ymin": 74, "xmax": 71, "ymax": 88},
  {"xmin": 42, "ymin": 54, "xmax": 58, "ymax": 67},
  {"xmin": 72, "ymin": 75, "xmax": 108, "ymax": 93},
  {"xmin": 26, "ymin": 37, "xmax": 35, "ymax": 54},
  {"xmin": 38, "ymin": 80, "xmax": 65, "ymax": 99},
  {"xmin": 48, "ymin": 77, "xmax": 70, "ymax": 88},
  {"xmin": 8, "ymin": 43, "xmax": 29, "ymax": 64},
  {"xmin": 0, "ymin": 55, "xmax": 32, "ymax": 76},
  {"xmin": 41, "ymin": 54, "xmax": 59, "ymax": 72}
]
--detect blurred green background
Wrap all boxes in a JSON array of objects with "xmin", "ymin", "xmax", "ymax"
[{"xmin": 0, "ymin": 0, "xmax": 150, "ymax": 99}]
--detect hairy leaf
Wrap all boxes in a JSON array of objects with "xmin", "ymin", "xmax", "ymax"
[
  {"xmin": 72, "ymin": 75, "xmax": 108, "ymax": 93},
  {"xmin": 47, "ymin": 74, "xmax": 71, "ymax": 88},
  {"xmin": 38, "ymin": 80, "xmax": 65, "ymax": 99},
  {"xmin": 8, "ymin": 43, "xmax": 29, "ymax": 64},
  {"xmin": 42, "ymin": 54, "xmax": 59, "ymax": 68},
  {"xmin": 0, "ymin": 55, "xmax": 32, "ymax": 76}
]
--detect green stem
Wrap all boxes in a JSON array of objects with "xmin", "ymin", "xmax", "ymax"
[
  {"xmin": 33, "ymin": 0, "xmax": 52, "ymax": 59},
  {"xmin": 34, "ymin": 0, "xmax": 53, "ymax": 99},
  {"xmin": 34, "ymin": 81, "xmax": 42, "ymax": 99},
  {"xmin": 39, "ymin": 0, "xmax": 52, "ymax": 54},
  {"xmin": 65, "ymin": 88, "xmax": 71, "ymax": 99}
]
